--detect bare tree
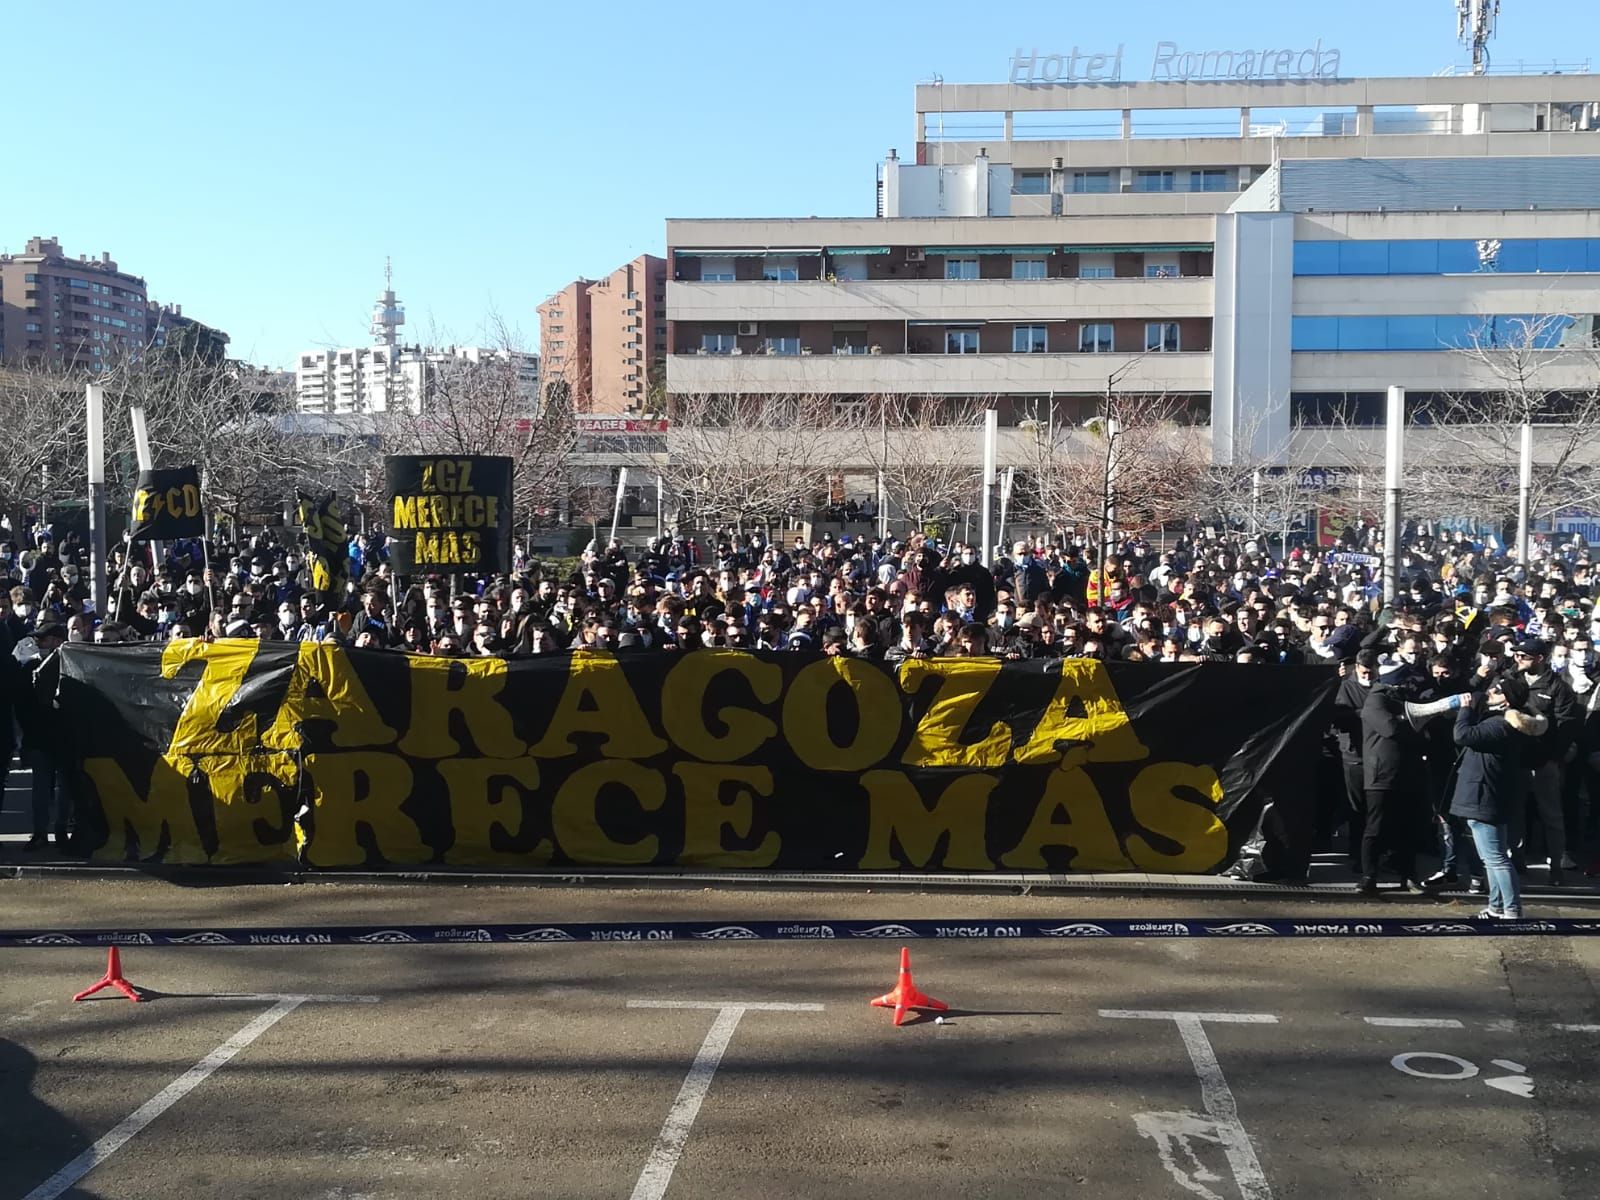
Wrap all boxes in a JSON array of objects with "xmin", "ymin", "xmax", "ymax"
[
  {"xmin": 658, "ymin": 391, "xmax": 839, "ymax": 534},
  {"xmin": 379, "ymin": 321, "xmax": 572, "ymax": 527},
  {"xmin": 1420, "ymin": 313, "xmax": 1600, "ymax": 533},
  {"xmin": 99, "ymin": 342, "xmax": 361, "ymax": 531},
  {"xmin": 846, "ymin": 393, "xmax": 988, "ymax": 536},
  {"xmin": 1018, "ymin": 389, "xmax": 1208, "ymax": 559},
  {"xmin": 0, "ymin": 362, "xmax": 88, "ymax": 535}
]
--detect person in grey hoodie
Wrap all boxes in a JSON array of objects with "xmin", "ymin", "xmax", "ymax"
[{"xmin": 1452, "ymin": 673, "xmax": 1547, "ymax": 920}]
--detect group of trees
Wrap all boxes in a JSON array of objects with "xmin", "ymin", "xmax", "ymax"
[{"xmin": 4, "ymin": 309, "xmax": 1595, "ymax": 555}]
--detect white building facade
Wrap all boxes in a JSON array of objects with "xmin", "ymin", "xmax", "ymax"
[
  {"xmin": 665, "ymin": 69, "xmax": 1600, "ymax": 468},
  {"xmin": 295, "ymin": 344, "xmax": 539, "ymax": 415}
]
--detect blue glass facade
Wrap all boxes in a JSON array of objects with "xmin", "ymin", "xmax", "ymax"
[
  {"xmin": 1293, "ymin": 239, "xmax": 1600, "ymax": 276},
  {"xmin": 1290, "ymin": 314, "xmax": 1576, "ymax": 352}
]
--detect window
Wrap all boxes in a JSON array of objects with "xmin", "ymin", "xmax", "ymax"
[
  {"xmin": 832, "ymin": 327, "xmax": 869, "ymax": 354},
  {"xmin": 832, "ymin": 258, "xmax": 867, "ymax": 281},
  {"xmin": 700, "ymin": 331, "xmax": 736, "ymax": 354},
  {"xmin": 762, "ymin": 336, "xmax": 801, "ymax": 355},
  {"xmin": 700, "ymin": 257, "xmax": 735, "ymax": 282},
  {"xmin": 1189, "ymin": 169, "xmax": 1230, "ymax": 192},
  {"xmin": 24, "ymin": 273, "xmax": 36, "ymax": 282},
  {"xmin": 945, "ymin": 328, "xmax": 979, "ymax": 354},
  {"xmin": 1080, "ymin": 323, "xmax": 1114, "ymax": 353},
  {"xmin": 24, "ymin": 322, "xmax": 40, "ymax": 333},
  {"xmin": 548, "ymin": 324, "xmax": 563, "ymax": 332},
  {"xmin": 945, "ymin": 258, "xmax": 980, "ymax": 280},
  {"xmin": 1144, "ymin": 261, "xmax": 1178, "ymax": 279},
  {"xmin": 1013, "ymin": 170, "xmax": 1049, "ymax": 195},
  {"xmin": 1071, "ymin": 171, "xmax": 1112, "ymax": 194},
  {"xmin": 1134, "ymin": 170, "xmax": 1175, "ymax": 192},
  {"xmin": 1145, "ymin": 322, "xmax": 1180, "ymax": 352},
  {"xmin": 1013, "ymin": 325, "xmax": 1048, "ymax": 353},
  {"xmin": 762, "ymin": 256, "xmax": 798, "ymax": 282},
  {"xmin": 1012, "ymin": 257, "xmax": 1048, "ymax": 280},
  {"xmin": 69, "ymin": 278, "xmax": 89, "ymax": 289},
  {"xmin": 1078, "ymin": 254, "xmax": 1114, "ymax": 279}
]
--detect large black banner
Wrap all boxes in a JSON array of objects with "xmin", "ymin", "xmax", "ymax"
[
  {"xmin": 129, "ymin": 467, "xmax": 205, "ymax": 542},
  {"xmin": 386, "ymin": 455, "xmax": 512, "ymax": 574},
  {"xmin": 52, "ymin": 644, "xmax": 1335, "ymax": 872}
]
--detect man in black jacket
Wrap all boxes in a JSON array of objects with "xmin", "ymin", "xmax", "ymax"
[
  {"xmin": 1512, "ymin": 637, "xmax": 1581, "ymax": 884},
  {"xmin": 1331, "ymin": 657, "xmax": 1371, "ymax": 872},
  {"xmin": 1358, "ymin": 649, "xmax": 1426, "ymax": 895}
]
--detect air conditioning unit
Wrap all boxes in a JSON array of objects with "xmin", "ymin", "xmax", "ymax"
[
  {"xmin": 737, "ymin": 322, "xmax": 759, "ymax": 336},
  {"xmin": 905, "ymin": 248, "xmax": 926, "ymax": 262}
]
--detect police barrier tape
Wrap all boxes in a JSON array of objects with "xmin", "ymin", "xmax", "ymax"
[{"xmin": 3, "ymin": 917, "xmax": 1599, "ymax": 948}]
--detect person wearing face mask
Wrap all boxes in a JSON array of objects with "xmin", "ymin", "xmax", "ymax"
[
  {"xmin": 920, "ymin": 544, "xmax": 996, "ymax": 625},
  {"xmin": 1509, "ymin": 637, "xmax": 1580, "ymax": 885},
  {"xmin": 9, "ymin": 585, "xmax": 38, "ymax": 635},
  {"xmin": 1356, "ymin": 648, "xmax": 1427, "ymax": 895},
  {"xmin": 1331, "ymin": 653, "xmax": 1374, "ymax": 873}
]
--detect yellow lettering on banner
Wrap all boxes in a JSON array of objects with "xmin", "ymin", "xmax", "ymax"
[
  {"xmin": 552, "ymin": 759, "xmax": 664, "ymax": 864},
  {"xmin": 462, "ymin": 531, "xmax": 480, "ymax": 562},
  {"xmin": 1011, "ymin": 659, "xmax": 1150, "ymax": 767},
  {"xmin": 1125, "ymin": 761, "xmax": 1228, "ymax": 873},
  {"xmin": 392, "ymin": 495, "xmax": 416, "ymax": 529},
  {"xmin": 530, "ymin": 651, "xmax": 668, "ymax": 759},
  {"xmin": 262, "ymin": 643, "xmax": 398, "ymax": 751},
  {"xmin": 1000, "ymin": 766, "xmax": 1133, "ymax": 871},
  {"xmin": 301, "ymin": 751, "xmax": 425, "ymax": 867},
  {"xmin": 399, "ymin": 655, "xmax": 526, "ymax": 758},
  {"xmin": 440, "ymin": 757, "xmax": 550, "ymax": 866},
  {"xmin": 781, "ymin": 657, "xmax": 900, "ymax": 771},
  {"xmin": 674, "ymin": 762, "xmax": 779, "ymax": 867},
  {"xmin": 484, "ymin": 496, "xmax": 499, "ymax": 527},
  {"xmin": 859, "ymin": 769, "xmax": 995, "ymax": 870},
  {"xmin": 661, "ymin": 650, "xmax": 780, "ymax": 761},
  {"xmin": 83, "ymin": 757, "xmax": 207, "ymax": 864},
  {"xmin": 182, "ymin": 482, "xmax": 201, "ymax": 515},
  {"xmin": 132, "ymin": 488, "xmax": 155, "ymax": 522},
  {"xmin": 136, "ymin": 639, "xmax": 301, "ymax": 863},
  {"xmin": 898, "ymin": 658, "xmax": 1012, "ymax": 769}
]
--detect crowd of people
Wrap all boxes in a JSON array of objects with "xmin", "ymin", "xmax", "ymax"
[{"xmin": 2, "ymin": 516, "xmax": 1596, "ymax": 912}]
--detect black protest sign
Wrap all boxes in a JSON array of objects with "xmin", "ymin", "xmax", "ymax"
[
  {"xmin": 129, "ymin": 467, "xmax": 205, "ymax": 541},
  {"xmin": 386, "ymin": 455, "xmax": 513, "ymax": 574}
]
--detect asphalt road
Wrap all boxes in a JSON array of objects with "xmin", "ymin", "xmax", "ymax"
[{"xmin": 2, "ymin": 881, "xmax": 1599, "ymax": 1200}]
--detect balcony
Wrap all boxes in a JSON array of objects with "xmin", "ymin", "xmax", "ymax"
[
  {"xmin": 669, "ymin": 277, "xmax": 1213, "ymax": 324},
  {"xmin": 668, "ymin": 349, "xmax": 1211, "ymax": 395},
  {"xmin": 1292, "ymin": 350, "xmax": 1600, "ymax": 393}
]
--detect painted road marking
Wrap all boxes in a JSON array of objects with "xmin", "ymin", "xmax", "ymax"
[
  {"xmin": 1364, "ymin": 1017, "xmax": 1466, "ymax": 1029},
  {"xmin": 627, "ymin": 1000, "xmax": 822, "ymax": 1200},
  {"xmin": 1554, "ymin": 1024, "xmax": 1600, "ymax": 1032},
  {"xmin": 1102, "ymin": 1010, "xmax": 1278, "ymax": 1200},
  {"xmin": 24, "ymin": 997, "xmax": 305, "ymax": 1200},
  {"xmin": 1391, "ymin": 1052, "xmax": 1478, "ymax": 1080}
]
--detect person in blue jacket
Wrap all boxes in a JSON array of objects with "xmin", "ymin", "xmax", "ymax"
[{"xmin": 1452, "ymin": 673, "xmax": 1547, "ymax": 920}]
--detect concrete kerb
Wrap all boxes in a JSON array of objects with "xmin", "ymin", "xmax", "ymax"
[{"xmin": 3, "ymin": 860, "xmax": 1599, "ymax": 907}]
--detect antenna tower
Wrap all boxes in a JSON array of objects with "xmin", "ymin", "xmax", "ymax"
[{"xmin": 1456, "ymin": 0, "xmax": 1500, "ymax": 75}]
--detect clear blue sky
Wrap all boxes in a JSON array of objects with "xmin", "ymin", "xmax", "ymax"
[{"xmin": 4, "ymin": 0, "xmax": 1590, "ymax": 368}]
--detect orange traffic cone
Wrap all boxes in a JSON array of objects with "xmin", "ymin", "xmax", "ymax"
[
  {"xmin": 72, "ymin": 947, "xmax": 143, "ymax": 1003},
  {"xmin": 871, "ymin": 946, "xmax": 947, "ymax": 1026}
]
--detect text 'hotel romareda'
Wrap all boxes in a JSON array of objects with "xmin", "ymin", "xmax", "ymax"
[{"xmin": 662, "ymin": 53, "xmax": 1600, "ymax": 467}]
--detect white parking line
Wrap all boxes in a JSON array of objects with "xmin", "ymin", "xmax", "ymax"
[
  {"xmin": 627, "ymin": 1000, "xmax": 822, "ymax": 1200},
  {"xmin": 1554, "ymin": 1024, "xmax": 1600, "ymax": 1032},
  {"xmin": 1103, "ymin": 1010, "xmax": 1277, "ymax": 1200},
  {"xmin": 1364, "ymin": 1017, "xmax": 1467, "ymax": 1029},
  {"xmin": 24, "ymin": 997, "xmax": 305, "ymax": 1200}
]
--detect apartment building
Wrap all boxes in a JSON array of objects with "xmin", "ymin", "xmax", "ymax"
[
  {"xmin": 0, "ymin": 236, "xmax": 149, "ymax": 368},
  {"xmin": 666, "ymin": 69, "xmax": 1600, "ymax": 466},
  {"xmin": 294, "ymin": 344, "xmax": 538, "ymax": 415},
  {"xmin": 540, "ymin": 254, "xmax": 666, "ymax": 413}
]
